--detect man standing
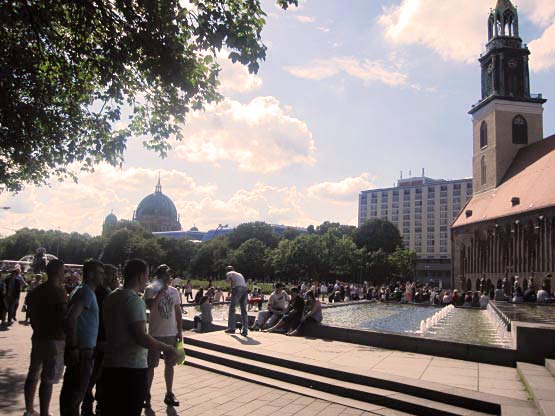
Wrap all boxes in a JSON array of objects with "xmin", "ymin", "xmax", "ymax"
[
  {"xmin": 23, "ymin": 259, "xmax": 67, "ymax": 416},
  {"xmin": 101, "ymin": 259, "xmax": 177, "ymax": 416},
  {"xmin": 144, "ymin": 265, "xmax": 182, "ymax": 408},
  {"xmin": 81, "ymin": 264, "xmax": 119, "ymax": 416},
  {"xmin": 60, "ymin": 259, "xmax": 104, "ymax": 416},
  {"xmin": 225, "ymin": 266, "xmax": 248, "ymax": 336},
  {"xmin": 5, "ymin": 267, "xmax": 26, "ymax": 325}
]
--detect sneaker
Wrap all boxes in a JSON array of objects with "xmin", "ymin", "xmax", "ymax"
[
  {"xmin": 224, "ymin": 329, "xmax": 235, "ymax": 334},
  {"xmin": 164, "ymin": 392, "xmax": 180, "ymax": 407},
  {"xmin": 241, "ymin": 331, "xmax": 248, "ymax": 337},
  {"xmin": 250, "ymin": 325, "xmax": 260, "ymax": 331}
]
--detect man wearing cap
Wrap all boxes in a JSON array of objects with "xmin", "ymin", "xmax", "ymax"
[
  {"xmin": 143, "ymin": 265, "xmax": 182, "ymax": 408},
  {"xmin": 225, "ymin": 266, "xmax": 249, "ymax": 336}
]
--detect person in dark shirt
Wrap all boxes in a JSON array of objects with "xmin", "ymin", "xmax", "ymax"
[
  {"xmin": 24, "ymin": 259, "xmax": 67, "ymax": 416},
  {"xmin": 82, "ymin": 264, "xmax": 119, "ymax": 416},
  {"xmin": 266, "ymin": 287, "xmax": 305, "ymax": 334}
]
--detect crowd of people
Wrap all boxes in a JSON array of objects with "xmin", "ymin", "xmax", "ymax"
[{"xmin": 13, "ymin": 258, "xmax": 183, "ymax": 416}]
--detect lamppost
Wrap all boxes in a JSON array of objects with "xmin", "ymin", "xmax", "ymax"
[{"xmin": 215, "ymin": 223, "xmax": 228, "ymax": 237}]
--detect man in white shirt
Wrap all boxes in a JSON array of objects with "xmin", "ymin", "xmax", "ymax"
[
  {"xmin": 143, "ymin": 265, "xmax": 182, "ymax": 409},
  {"xmin": 251, "ymin": 283, "xmax": 289, "ymax": 331},
  {"xmin": 225, "ymin": 266, "xmax": 249, "ymax": 336}
]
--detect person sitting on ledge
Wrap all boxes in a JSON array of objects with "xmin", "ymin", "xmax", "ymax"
[
  {"xmin": 442, "ymin": 291, "xmax": 452, "ymax": 305},
  {"xmin": 471, "ymin": 291, "xmax": 480, "ymax": 308},
  {"xmin": 288, "ymin": 291, "xmax": 322, "ymax": 337},
  {"xmin": 267, "ymin": 287, "xmax": 305, "ymax": 335},
  {"xmin": 523, "ymin": 284, "xmax": 537, "ymax": 303},
  {"xmin": 512, "ymin": 286, "xmax": 524, "ymax": 303},
  {"xmin": 463, "ymin": 291, "xmax": 472, "ymax": 307},
  {"xmin": 251, "ymin": 283, "xmax": 288, "ymax": 331},
  {"xmin": 193, "ymin": 296, "xmax": 213, "ymax": 332},
  {"xmin": 494, "ymin": 283, "xmax": 507, "ymax": 301},
  {"xmin": 479, "ymin": 292, "xmax": 489, "ymax": 308},
  {"xmin": 192, "ymin": 288, "xmax": 203, "ymax": 305},
  {"xmin": 537, "ymin": 284, "xmax": 551, "ymax": 303}
]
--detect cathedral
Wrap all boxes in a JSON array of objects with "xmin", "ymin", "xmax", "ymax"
[
  {"xmin": 451, "ymin": 0, "xmax": 555, "ymax": 290},
  {"xmin": 102, "ymin": 176, "xmax": 182, "ymax": 235}
]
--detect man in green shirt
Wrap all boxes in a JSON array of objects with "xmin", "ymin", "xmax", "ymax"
[{"xmin": 100, "ymin": 259, "xmax": 177, "ymax": 416}]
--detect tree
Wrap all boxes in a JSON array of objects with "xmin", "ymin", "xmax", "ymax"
[
  {"xmin": 229, "ymin": 238, "xmax": 268, "ymax": 279},
  {"xmin": 0, "ymin": 0, "xmax": 298, "ymax": 192},
  {"xmin": 156, "ymin": 237, "xmax": 198, "ymax": 275},
  {"xmin": 355, "ymin": 219, "xmax": 403, "ymax": 254},
  {"xmin": 190, "ymin": 237, "xmax": 230, "ymax": 278},
  {"xmin": 315, "ymin": 221, "xmax": 356, "ymax": 239},
  {"xmin": 227, "ymin": 222, "xmax": 278, "ymax": 249},
  {"xmin": 387, "ymin": 247, "xmax": 417, "ymax": 281}
]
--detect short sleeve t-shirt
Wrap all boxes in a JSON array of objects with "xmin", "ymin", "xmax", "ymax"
[
  {"xmin": 226, "ymin": 271, "xmax": 247, "ymax": 288},
  {"xmin": 144, "ymin": 285, "xmax": 180, "ymax": 337},
  {"xmin": 103, "ymin": 288, "xmax": 148, "ymax": 369},
  {"xmin": 29, "ymin": 283, "xmax": 67, "ymax": 340},
  {"xmin": 69, "ymin": 285, "xmax": 99, "ymax": 349}
]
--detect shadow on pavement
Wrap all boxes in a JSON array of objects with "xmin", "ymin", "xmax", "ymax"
[
  {"xmin": 0, "ymin": 363, "xmax": 25, "ymax": 412},
  {"xmin": 229, "ymin": 335, "xmax": 261, "ymax": 345}
]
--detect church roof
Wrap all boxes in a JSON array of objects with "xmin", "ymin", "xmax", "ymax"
[{"xmin": 453, "ymin": 135, "xmax": 555, "ymax": 228}]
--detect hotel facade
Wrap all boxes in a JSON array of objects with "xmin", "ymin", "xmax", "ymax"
[{"xmin": 359, "ymin": 176, "xmax": 473, "ymax": 287}]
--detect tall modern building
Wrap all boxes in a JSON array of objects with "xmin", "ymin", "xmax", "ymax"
[{"xmin": 359, "ymin": 175, "xmax": 473, "ymax": 286}]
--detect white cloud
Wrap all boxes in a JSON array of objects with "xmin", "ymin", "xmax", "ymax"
[
  {"xmin": 307, "ymin": 173, "xmax": 374, "ymax": 203},
  {"xmin": 378, "ymin": 0, "xmax": 555, "ymax": 65},
  {"xmin": 0, "ymin": 166, "xmax": 215, "ymax": 236},
  {"xmin": 216, "ymin": 51, "xmax": 263, "ymax": 95},
  {"xmin": 174, "ymin": 96, "xmax": 316, "ymax": 173},
  {"xmin": 284, "ymin": 57, "xmax": 408, "ymax": 87},
  {"xmin": 378, "ymin": 0, "xmax": 485, "ymax": 64},
  {"xmin": 529, "ymin": 22, "xmax": 555, "ymax": 71},
  {"xmin": 293, "ymin": 15, "xmax": 315, "ymax": 23},
  {"xmin": 0, "ymin": 169, "xmax": 370, "ymax": 237},
  {"xmin": 316, "ymin": 26, "xmax": 330, "ymax": 33}
]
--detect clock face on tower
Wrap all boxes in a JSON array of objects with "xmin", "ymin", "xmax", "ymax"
[{"xmin": 487, "ymin": 63, "xmax": 493, "ymax": 74}]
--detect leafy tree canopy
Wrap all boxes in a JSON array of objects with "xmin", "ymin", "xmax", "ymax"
[
  {"xmin": 0, "ymin": 0, "xmax": 297, "ymax": 192},
  {"xmin": 226, "ymin": 221, "xmax": 278, "ymax": 249},
  {"xmin": 355, "ymin": 219, "xmax": 403, "ymax": 254}
]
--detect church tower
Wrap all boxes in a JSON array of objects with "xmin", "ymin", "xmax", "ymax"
[{"xmin": 469, "ymin": 0, "xmax": 546, "ymax": 195}]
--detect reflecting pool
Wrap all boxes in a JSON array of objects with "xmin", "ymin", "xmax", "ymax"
[{"xmin": 323, "ymin": 303, "xmax": 512, "ymax": 348}]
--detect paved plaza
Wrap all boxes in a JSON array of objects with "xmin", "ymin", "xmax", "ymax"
[
  {"xmin": 187, "ymin": 328, "xmax": 529, "ymax": 401},
  {"xmin": 1, "ymin": 321, "xmax": 397, "ymax": 416}
]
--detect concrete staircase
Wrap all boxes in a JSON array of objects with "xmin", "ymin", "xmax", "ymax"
[
  {"xmin": 183, "ymin": 336, "xmax": 532, "ymax": 416},
  {"xmin": 517, "ymin": 360, "xmax": 555, "ymax": 416}
]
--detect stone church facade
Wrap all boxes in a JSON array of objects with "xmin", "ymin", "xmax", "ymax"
[{"xmin": 451, "ymin": 0, "xmax": 555, "ymax": 291}]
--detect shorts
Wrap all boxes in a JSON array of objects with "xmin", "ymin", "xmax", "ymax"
[
  {"xmin": 26, "ymin": 338, "xmax": 65, "ymax": 384},
  {"xmin": 147, "ymin": 336, "xmax": 177, "ymax": 367}
]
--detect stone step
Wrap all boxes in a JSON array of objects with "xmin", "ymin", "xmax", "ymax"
[
  {"xmin": 517, "ymin": 362, "xmax": 555, "ymax": 416},
  {"xmin": 184, "ymin": 335, "xmax": 502, "ymax": 415},
  {"xmin": 185, "ymin": 355, "xmax": 414, "ymax": 416},
  {"xmin": 546, "ymin": 359, "xmax": 555, "ymax": 378},
  {"xmin": 185, "ymin": 342, "xmax": 493, "ymax": 416}
]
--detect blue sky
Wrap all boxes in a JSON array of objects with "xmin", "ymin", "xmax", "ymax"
[{"xmin": 1, "ymin": 0, "xmax": 554, "ymax": 236}]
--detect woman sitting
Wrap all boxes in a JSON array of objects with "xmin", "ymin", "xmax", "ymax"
[
  {"xmin": 288, "ymin": 291, "xmax": 322, "ymax": 337},
  {"xmin": 193, "ymin": 296, "xmax": 213, "ymax": 332}
]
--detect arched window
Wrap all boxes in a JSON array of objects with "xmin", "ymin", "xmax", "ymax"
[
  {"xmin": 481, "ymin": 156, "xmax": 487, "ymax": 185},
  {"xmin": 512, "ymin": 115, "xmax": 528, "ymax": 145},
  {"xmin": 480, "ymin": 121, "xmax": 488, "ymax": 148}
]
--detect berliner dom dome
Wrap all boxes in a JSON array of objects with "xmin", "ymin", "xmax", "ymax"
[{"xmin": 133, "ymin": 177, "xmax": 182, "ymax": 232}]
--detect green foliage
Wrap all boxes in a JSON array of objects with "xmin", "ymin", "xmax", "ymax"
[
  {"xmin": 0, "ymin": 0, "xmax": 297, "ymax": 192},
  {"xmin": 355, "ymin": 219, "xmax": 403, "ymax": 254},
  {"xmin": 228, "ymin": 238, "xmax": 268, "ymax": 279},
  {"xmin": 0, "ymin": 218, "xmax": 413, "ymax": 283},
  {"xmin": 387, "ymin": 247, "xmax": 417, "ymax": 280},
  {"xmin": 227, "ymin": 221, "xmax": 278, "ymax": 249}
]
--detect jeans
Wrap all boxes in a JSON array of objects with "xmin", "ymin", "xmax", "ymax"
[
  {"xmin": 100, "ymin": 367, "xmax": 147, "ymax": 416},
  {"xmin": 228, "ymin": 286, "xmax": 248, "ymax": 333},
  {"xmin": 60, "ymin": 349, "xmax": 94, "ymax": 416},
  {"xmin": 82, "ymin": 348, "xmax": 104, "ymax": 413}
]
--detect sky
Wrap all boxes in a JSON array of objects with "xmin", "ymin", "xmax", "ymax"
[{"xmin": 1, "ymin": 0, "xmax": 555, "ymax": 237}]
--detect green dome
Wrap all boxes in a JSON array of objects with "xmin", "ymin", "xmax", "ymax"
[{"xmin": 134, "ymin": 177, "xmax": 181, "ymax": 232}]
